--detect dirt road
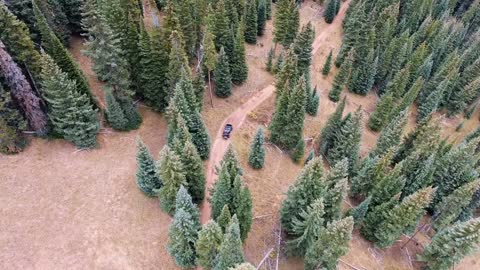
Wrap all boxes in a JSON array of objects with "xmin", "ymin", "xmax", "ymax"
[{"xmin": 200, "ymin": 1, "xmax": 351, "ymax": 223}]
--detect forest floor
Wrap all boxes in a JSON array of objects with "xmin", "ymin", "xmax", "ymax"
[{"xmin": 0, "ymin": 0, "xmax": 479, "ymax": 269}]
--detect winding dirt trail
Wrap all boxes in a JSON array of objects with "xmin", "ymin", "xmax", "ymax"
[{"xmin": 200, "ymin": 2, "xmax": 351, "ymax": 223}]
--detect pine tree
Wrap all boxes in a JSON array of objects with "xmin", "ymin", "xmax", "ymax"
[
  {"xmin": 291, "ymin": 138, "xmax": 305, "ymax": 163},
  {"xmin": 203, "ymin": 20, "xmax": 217, "ymax": 106},
  {"xmin": 374, "ymin": 186, "xmax": 436, "ymax": 248},
  {"xmin": 319, "ymin": 98, "xmax": 346, "ymax": 156},
  {"xmin": 370, "ymin": 110, "xmax": 408, "ymax": 157},
  {"xmin": 419, "ymin": 217, "xmax": 480, "ymax": 270},
  {"xmin": 248, "ymin": 127, "xmax": 266, "ymax": 169},
  {"xmin": 348, "ymin": 196, "xmax": 371, "ymax": 227},
  {"xmin": 158, "ymin": 146, "xmax": 187, "ymax": 214},
  {"xmin": 270, "ymin": 75, "xmax": 307, "ymax": 150},
  {"xmin": 214, "ymin": 47, "xmax": 233, "ymax": 97},
  {"xmin": 257, "ymin": 0, "xmax": 267, "ymax": 36},
  {"xmin": 434, "ymin": 180, "xmax": 480, "ymax": 231},
  {"xmin": 348, "ymin": 49, "xmax": 378, "ymax": 95},
  {"xmin": 218, "ymin": 205, "xmax": 232, "ymax": 233},
  {"xmin": 304, "ymin": 216, "xmax": 354, "ymax": 270},
  {"xmin": 0, "ymin": 3, "xmax": 43, "ymax": 80},
  {"xmin": 305, "ymin": 149, "xmax": 315, "ymax": 165},
  {"xmin": 171, "ymin": 82, "xmax": 211, "ymax": 159},
  {"xmin": 231, "ymin": 22, "xmax": 248, "ymax": 85},
  {"xmin": 329, "ymin": 55, "xmax": 352, "ymax": 102},
  {"xmin": 370, "ymin": 162, "xmax": 406, "ymax": 207},
  {"xmin": 34, "ymin": 0, "xmax": 96, "ymax": 107},
  {"xmin": 328, "ymin": 109, "xmax": 362, "ymax": 174},
  {"xmin": 273, "ymin": 0, "xmax": 299, "ymax": 47},
  {"xmin": 293, "ymin": 22, "xmax": 315, "ymax": 76},
  {"xmin": 323, "ymin": 161, "xmax": 349, "ymax": 223},
  {"xmin": 167, "ymin": 31, "xmax": 190, "ymax": 98},
  {"xmin": 213, "ymin": 0, "xmax": 231, "ymax": 51},
  {"xmin": 213, "ymin": 215, "xmax": 245, "ymax": 270},
  {"xmin": 104, "ymin": 90, "xmax": 128, "ymax": 130},
  {"xmin": 401, "ymin": 150, "xmax": 436, "ymax": 198},
  {"xmin": 0, "ymin": 84, "xmax": 27, "ymax": 153},
  {"xmin": 350, "ymin": 148, "xmax": 395, "ymax": 198},
  {"xmin": 324, "ymin": 0, "xmax": 338, "ymax": 24},
  {"xmin": 273, "ymin": 52, "xmax": 284, "ymax": 74},
  {"xmin": 235, "ymin": 181, "xmax": 253, "ymax": 241},
  {"xmin": 432, "ymin": 139, "xmax": 479, "ymax": 209},
  {"xmin": 192, "ymin": 70, "xmax": 205, "ymax": 111},
  {"xmin": 180, "ymin": 140, "xmax": 206, "ymax": 203},
  {"xmin": 167, "ymin": 207, "xmax": 198, "ymax": 268},
  {"xmin": 368, "ymin": 92, "xmax": 394, "ymax": 132},
  {"xmin": 306, "ymin": 86, "xmax": 320, "ymax": 116},
  {"xmin": 322, "ymin": 50, "xmax": 333, "ymax": 75},
  {"xmin": 196, "ymin": 220, "xmax": 224, "ymax": 270},
  {"xmin": 135, "ymin": 138, "xmax": 162, "ymax": 196},
  {"xmin": 361, "ymin": 195, "xmax": 399, "ymax": 242},
  {"xmin": 266, "ymin": 48, "xmax": 274, "ymax": 72},
  {"xmin": 281, "ymin": 157, "xmax": 326, "ymax": 234},
  {"xmin": 138, "ymin": 26, "xmax": 169, "ymax": 112},
  {"xmin": 244, "ymin": 0, "xmax": 257, "ymax": 44},
  {"xmin": 275, "ymin": 48, "xmax": 299, "ymax": 100},
  {"xmin": 265, "ymin": 0, "xmax": 272, "ymax": 20},
  {"xmin": 175, "ymin": 185, "xmax": 201, "ymax": 228},
  {"xmin": 287, "ymin": 199, "xmax": 325, "ymax": 256},
  {"xmin": 39, "ymin": 53, "xmax": 100, "ymax": 147}
]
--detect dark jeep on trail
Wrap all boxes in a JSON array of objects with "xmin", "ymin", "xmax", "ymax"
[{"xmin": 223, "ymin": 124, "xmax": 233, "ymax": 139}]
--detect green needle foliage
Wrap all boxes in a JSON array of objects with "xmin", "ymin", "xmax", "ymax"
[
  {"xmin": 293, "ymin": 22, "xmax": 315, "ymax": 76},
  {"xmin": 213, "ymin": 215, "xmax": 245, "ymax": 270},
  {"xmin": 434, "ymin": 180, "xmax": 480, "ymax": 231},
  {"xmin": 280, "ymin": 157, "xmax": 326, "ymax": 234},
  {"xmin": 167, "ymin": 206, "xmax": 198, "ymax": 268},
  {"xmin": 244, "ymin": 0, "xmax": 258, "ymax": 44},
  {"xmin": 180, "ymin": 140, "xmax": 206, "ymax": 203},
  {"xmin": 231, "ymin": 22, "xmax": 248, "ymax": 85},
  {"xmin": 158, "ymin": 146, "xmax": 187, "ymax": 214},
  {"xmin": 34, "ymin": 0, "xmax": 95, "ymax": 107},
  {"xmin": 214, "ymin": 47, "xmax": 233, "ymax": 97},
  {"xmin": 374, "ymin": 186, "xmax": 436, "ymax": 248},
  {"xmin": 266, "ymin": 47, "xmax": 274, "ymax": 72},
  {"xmin": 39, "ymin": 53, "xmax": 99, "ymax": 148},
  {"xmin": 419, "ymin": 217, "xmax": 480, "ymax": 270},
  {"xmin": 368, "ymin": 92, "xmax": 394, "ymax": 132},
  {"xmin": 324, "ymin": 0, "xmax": 339, "ymax": 24},
  {"xmin": 196, "ymin": 220, "xmax": 224, "ymax": 270},
  {"xmin": 304, "ymin": 216, "xmax": 354, "ymax": 270},
  {"xmin": 273, "ymin": 0, "xmax": 299, "ymax": 47},
  {"xmin": 347, "ymin": 196, "xmax": 372, "ymax": 227},
  {"xmin": 230, "ymin": 263, "xmax": 256, "ymax": 270},
  {"xmin": 322, "ymin": 50, "xmax": 333, "ymax": 75},
  {"xmin": 329, "ymin": 52, "xmax": 352, "ymax": 102},
  {"xmin": 218, "ymin": 205, "xmax": 232, "ymax": 233},
  {"xmin": 257, "ymin": 0, "xmax": 267, "ymax": 36},
  {"xmin": 248, "ymin": 127, "xmax": 266, "ymax": 169},
  {"xmin": 318, "ymin": 97, "xmax": 346, "ymax": 156},
  {"xmin": 135, "ymin": 138, "xmax": 162, "ymax": 196},
  {"xmin": 104, "ymin": 90, "xmax": 128, "ymax": 131},
  {"xmin": 370, "ymin": 109, "xmax": 408, "ymax": 157},
  {"xmin": 306, "ymin": 86, "xmax": 320, "ymax": 116},
  {"xmin": 286, "ymin": 199, "xmax": 325, "ymax": 256}
]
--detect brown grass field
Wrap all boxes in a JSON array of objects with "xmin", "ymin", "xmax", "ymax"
[{"xmin": 1, "ymin": 1, "xmax": 479, "ymax": 269}]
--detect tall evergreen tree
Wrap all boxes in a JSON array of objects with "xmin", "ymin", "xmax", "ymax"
[
  {"xmin": 180, "ymin": 140, "xmax": 206, "ymax": 203},
  {"xmin": 135, "ymin": 138, "xmax": 162, "ymax": 196},
  {"xmin": 280, "ymin": 157, "xmax": 326, "ymax": 233},
  {"xmin": 304, "ymin": 216, "xmax": 354, "ymax": 270},
  {"xmin": 318, "ymin": 98, "xmax": 346, "ymax": 156},
  {"xmin": 213, "ymin": 0, "xmax": 232, "ymax": 51},
  {"xmin": 324, "ymin": 0, "xmax": 338, "ymax": 24},
  {"xmin": 104, "ymin": 89, "xmax": 127, "ymax": 130},
  {"xmin": 401, "ymin": 150, "xmax": 437, "ymax": 199},
  {"xmin": 0, "ymin": 84, "xmax": 27, "ymax": 153},
  {"xmin": 265, "ymin": 0, "xmax": 272, "ymax": 20},
  {"xmin": 348, "ymin": 196, "xmax": 371, "ymax": 227},
  {"xmin": 374, "ymin": 186, "xmax": 436, "ymax": 248},
  {"xmin": 270, "ymin": 75, "xmax": 307, "ymax": 150},
  {"xmin": 203, "ymin": 20, "xmax": 217, "ymax": 106},
  {"xmin": 40, "ymin": 54, "xmax": 100, "ymax": 148},
  {"xmin": 434, "ymin": 180, "xmax": 480, "ymax": 231},
  {"xmin": 329, "ymin": 54, "xmax": 352, "ymax": 102},
  {"xmin": 167, "ymin": 207, "xmax": 198, "ymax": 268},
  {"xmin": 167, "ymin": 30, "xmax": 190, "ymax": 98},
  {"xmin": 34, "ymin": 0, "xmax": 96, "ymax": 107},
  {"xmin": 214, "ymin": 47, "xmax": 233, "ymax": 97},
  {"xmin": 196, "ymin": 220, "xmax": 224, "ymax": 270},
  {"xmin": 348, "ymin": 49, "xmax": 378, "ymax": 95},
  {"xmin": 370, "ymin": 162, "xmax": 406, "ymax": 207},
  {"xmin": 306, "ymin": 86, "xmax": 320, "ymax": 116},
  {"xmin": 273, "ymin": 0, "xmax": 299, "ymax": 47},
  {"xmin": 293, "ymin": 22, "xmax": 315, "ymax": 76},
  {"xmin": 322, "ymin": 50, "xmax": 333, "ymax": 75},
  {"xmin": 266, "ymin": 47, "xmax": 274, "ymax": 72},
  {"xmin": 0, "ymin": 40, "xmax": 47, "ymax": 135},
  {"xmin": 257, "ymin": 0, "xmax": 267, "ymax": 36},
  {"xmin": 368, "ymin": 91, "xmax": 394, "ymax": 132},
  {"xmin": 213, "ymin": 215, "xmax": 245, "ymax": 270},
  {"xmin": 419, "ymin": 217, "xmax": 480, "ymax": 270},
  {"xmin": 327, "ymin": 109, "xmax": 362, "ymax": 174},
  {"xmin": 361, "ymin": 194, "xmax": 399, "ymax": 242},
  {"xmin": 158, "ymin": 146, "xmax": 187, "ymax": 214},
  {"xmin": 244, "ymin": 0, "xmax": 258, "ymax": 44},
  {"xmin": 248, "ymin": 127, "xmax": 266, "ymax": 169},
  {"xmin": 370, "ymin": 109, "xmax": 408, "ymax": 157},
  {"xmin": 231, "ymin": 22, "xmax": 248, "ymax": 85},
  {"xmin": 218, "ymin": 205, "xmax": 232, "ymax": 233},
  {"xmin": 286, "ymin": 199, "xmax": 325, "ymax": 256}
]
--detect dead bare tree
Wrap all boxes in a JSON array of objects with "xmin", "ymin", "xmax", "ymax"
[{"xmin": 0, "ymin": 40, "xmax": 47, "ymax": 135}]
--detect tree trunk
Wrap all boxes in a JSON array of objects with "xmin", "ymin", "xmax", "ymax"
[{"xmin": 0, "ymin": 40, "xmax": 47, "ymax": 135}]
